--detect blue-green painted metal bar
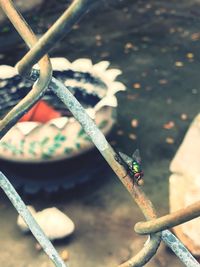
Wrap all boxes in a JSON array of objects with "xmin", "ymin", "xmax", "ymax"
[
  {"xmin": 0, "ymin": 172, "xmax": 67, "ymax": 267},
  {"xmin": 162, "ymin": 230, "xmax": 199, "ymax": 267}
]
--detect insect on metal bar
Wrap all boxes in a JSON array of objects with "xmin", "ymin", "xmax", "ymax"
[{"xmin": 119, "ymin": 149, "xmax": 144, "ymax": 186}]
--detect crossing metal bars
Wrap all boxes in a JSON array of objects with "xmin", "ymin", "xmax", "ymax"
[{"xmin": 0, "ymin": 1, "xmax": 199, "ymax": 266}]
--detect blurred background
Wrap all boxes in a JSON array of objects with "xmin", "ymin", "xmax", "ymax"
[{"xmin": 0, "ymin": 0, "xmax": 200, "ymax": 266}]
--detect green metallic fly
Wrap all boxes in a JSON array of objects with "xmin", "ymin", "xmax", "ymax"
[{"xmin": 119, "ymin": 149, "xmax": 144, "ymax": 185}]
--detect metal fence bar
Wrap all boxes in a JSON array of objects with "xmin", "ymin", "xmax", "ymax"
[
  {"xmin": 35, "ymin": 72, "xmax": 162, "ymax": 267},
  {"xmin": 162, "ymin": 230, "xmax": 200, "ymax": 267},
  {"xmin": 0, "ymin": 0, "xmax": 52, "ymax": 139},
  {"xmin": 16, "ymin": 0, "xmax": 94, "ymax": 77},
  {"xmin": 46, "ymin": 74, "xmax": 198, "ymax": 267},
  {"xmin": 135, "ymin": 201, "xmax": 200, "ymax": 235},
  {"xmin": 0, "ymin": 0, "xmax": 199, "ymax": 266},
  {"xmin": 0, "ymin": 172, "xmax": 67, "ymax": 267},
  {"xmin": 0, "ymin": 1, "xmax": 162, "ymax": 265},
  {"xmin": 118, "ymin": 234, "xmax": 161, "ymax": 267},
  {"xmin": 49, "ymin": 75, "xmax": 200, "ymax": 267}
]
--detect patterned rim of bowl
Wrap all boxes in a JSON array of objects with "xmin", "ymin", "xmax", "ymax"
[{"xmin": 0, "ymin": 58, "xmax": 126, "ymax": 163}]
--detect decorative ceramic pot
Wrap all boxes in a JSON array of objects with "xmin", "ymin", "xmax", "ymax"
[{"xmin": 0, "ymin": 58, "xmax": 125, "ymax": 162}]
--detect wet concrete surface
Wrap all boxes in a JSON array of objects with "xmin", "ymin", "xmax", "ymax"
[{"xmin": 1, "ymin": 0, "xmax": 200, "ymax": 266}]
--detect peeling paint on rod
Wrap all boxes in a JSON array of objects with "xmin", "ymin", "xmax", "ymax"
[
  {"xmin": 162, "ymin": 230, "xmax": 200, "ymax": 267},
  {"xmin": 0, "ymin": 172, "xmax": 67, "ymax": 267}
]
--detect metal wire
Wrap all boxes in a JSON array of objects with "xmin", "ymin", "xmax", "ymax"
[
  {"xmin": 50, "ymin": 75, "xmax": 200, "ymax": 267},
  {"xmin": 0, "ymin": 172, "xmax": 67, "ymax": 267},
  {"xmin": 0, "ymin": 0, "xmax": 199, "ymax": 266},
  {"xmin": 0, "ymin": 0, "xmax": 52, "ymax": 139},
  {"xmin": 49, "ymin": 76, "xmax": 162, "ymax": 267},
  {"xmin": 16, "ymin": 0, "xmax": 93, "ymax": 76},
  {"xmin": 162, "ymin": 230, "xmax": 200, "ymax": 267},
  {"xmin": 0, "ymin": 1, "xmax": 162, "ymax": 265},
  {"xmin": 135, "ymin": 201, "xmax": 200, "ymax": 235}
]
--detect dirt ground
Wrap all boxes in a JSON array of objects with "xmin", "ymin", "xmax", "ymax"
[{"xmin": 0, "ymin": 0, "xmax": 200, "ymax": 266}]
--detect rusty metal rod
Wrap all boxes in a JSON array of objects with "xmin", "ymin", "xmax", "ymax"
[
  {"xmin": 16, "ymin": 0, "xmax": 93, "ymax": 76},
  {"xmin": 134, "ymin": 201, "xmax": 200, "ymax": 235},
  {"xmin": 48, "ymin": 75, "xmax": 198, "ymax": 267},
  {"xmin": 0, "ymin": 0, "xmax": 52, "ymax": 139},
  {"xmin": 118, "ymin": 234, "xmax": 161, "ymax": 267},
  {"xmin": 0, "ymin": 1, "xmax": 161, "ymax": 266},
  {"xmin": 1, "ymin": 0, "xmax": 198, "ymax": 266},
  {"xmin": 46, "ymin": 80, "xmax": 158, "ymax": 221},
  {"xmin": 30, "ymin": 71, "xmax": 162, "ymax": 267}
]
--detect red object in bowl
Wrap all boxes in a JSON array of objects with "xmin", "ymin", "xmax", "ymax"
[{"xmin": 20, "ymin": 100, "xmax": 61, "ymax": 123}]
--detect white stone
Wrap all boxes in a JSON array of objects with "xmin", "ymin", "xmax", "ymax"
[
  {"xmin": 169, "ymin": 114, "xmax": 200, "ymax": 252},
  {"xmin": 17, "ymin": 207, "xmax": 75, "ymax": 240}
]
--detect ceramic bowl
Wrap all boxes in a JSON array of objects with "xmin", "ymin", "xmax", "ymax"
[{"xmin": 0, "ymin": 58, "xmax": 126, "ymax": 162}]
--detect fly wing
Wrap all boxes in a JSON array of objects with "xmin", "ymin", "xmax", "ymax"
[
  {"xmin": 132, "ymin": 149, "xmax": 141, "ymax": 164},
  {"xmin": 119, "ymin": 151, "xmax": 133, "ymax": 168}
]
